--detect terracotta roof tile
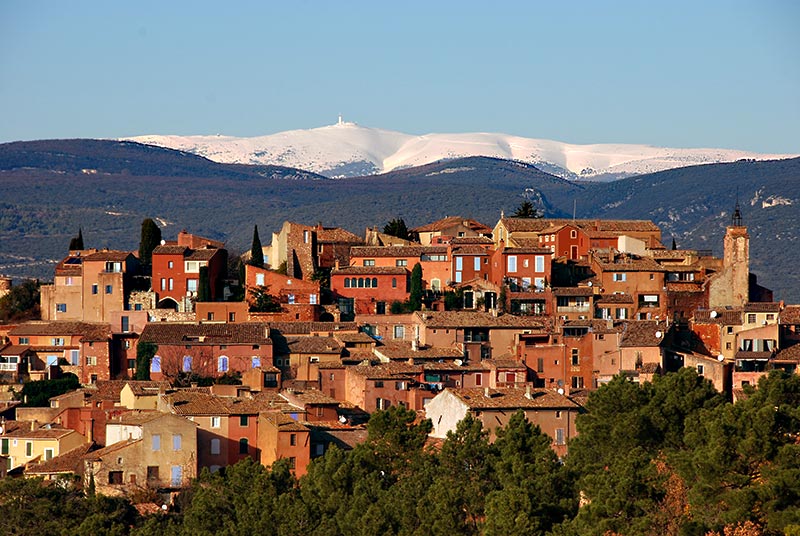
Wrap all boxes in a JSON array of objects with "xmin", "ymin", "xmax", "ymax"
[
  {"xmin": 153, "ymin": 245, "xmax": 188, "ymax": 255},
  {"xmin": 374, "ymin": 340, "xmax": 463, "ymax": 361},
  {"xmin": 83, "ymin": 250, "xmax": 133, "ymax": 262},
  {"xmin": 619, "ymin": 321, "xmax": 667, "ymax": 347},
  {"xmin": 773, "ymin": 344, "xmax": 800, "ymax": 363},
  {"xmin": 551, "ymin": 286, "xmax": 596, "ymax": 296},
  {"xmin": 286, "ymin": 336, "xmax": 343, "ymax": 354},
  {"xmin": 351, "ymin": 362, "xmax": 421, "ymax": 379},
  {"xmin": 261, "ymin": 411, "xmax": 309, "ymax": 432},
  {"xmin": 448, "ymin": 387, "xmax": 579, "ymax": 409},
  {"xmin": 186, "ymin": 248, "xmax": 221, "ymax": 261},
  {"xmin": 266, "ymin": 322, "xmax": 359, "ymax": 335},
  {"xmin": 26, "ymin": 443, "xmax": 93, "ymax": 475},
  {"xmin": 413, "ymin": 216, "xmax": 491, "ymax": 233},
  {"xmin": 415, "ymin": 311, "xmax": 546, "ymax": 329},
  {"xmin": 10, "ymin": 321, "xmax": 111, "ymax": 340},
  {"xmin": 780, "ymin": 306, "xmax": 800, "ymax": 325},
  {"xmin": 317, "ymin": 227, "xmax": 364, "ymax": 244},
  {"xmin": 281, "ymin": 389, "xmax": 340, "ymax": 406},
  {"xmin": 596, "ymin": 293, "xmax": 635, "ymax": 304},
  {"xmin": 332, "ymin": 266, "xmax": 408, "ymax": 275},
  {"xmin": 693, "ymin": 309, "xmax": 743, "ymax": 325},
  {"xmin": 349, "ymin": 246, "xmax": 448, "ymax": 258},
  {"xmin": 140, "ymin": 322, "xmax": 272, "ymax": 345},
  {"xmin": 743, "ymin": 302, "xmax": 782, "ymax": 313},
  {"xmin": 450, "ymin": 236, "xmax": 494, "ymax": 245}
]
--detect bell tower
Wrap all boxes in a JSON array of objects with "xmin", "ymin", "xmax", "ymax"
[{"xmin": 721, "ymin": 200, "xmax": 750, "ymax": 306}]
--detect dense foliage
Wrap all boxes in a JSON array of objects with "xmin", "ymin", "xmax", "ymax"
[
  {"xmin": 4, "ymin": 372, "xmax": 800, "ymax": 535},
  {"xmin": 135, "ymin": 342, "xmax": 157, "ymax": 381},
  {"xmin": 138, "ymin": 218, "xmax": 161, "ymax": 268},
  {"xmin": 15, "ymin": 373, "xmax": 81, "ymax": 407},
  {"xmin": 248, "ymin": 225, "xmax": 264, "ymax": 267},
  {"xmin": 0, "ymin": 278, "xmax": 40, "ymax": 322}
]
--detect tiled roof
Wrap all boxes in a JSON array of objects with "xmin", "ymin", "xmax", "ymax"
[
  {"xmin": 619, "ymin": 321, "xmax": 667, "ymax": 348},
  {"xmin": 450, "ymin": 236, "xmax": 494, "ymax": 245},
  {"xmin": 332, "ymin": 266, "xmax": 408, "ymax": 275},
  {"xmin": 451, "ymin": 245, "xmax": 491, "ymax": 255},
  {"xmin": 165, "ymin": 391, "xmax": 288, "ymax": 416},
  {"xmin": 10, "ymin": 321, "xmax": 111, "ymax": 340},
  {"xmin": 773, "ymin": 344, "xmax": 800, "ymax": 363},
  {"xmin": 281, "ymin": 389, "xmax": 340, "ymax": 406},
  {"xmin": 349, "ymin": 246, "xmax": 448, "ymax": 258},
  {"xmin": 509, "ymin": 237, "xmax": 541, "ymax": 248},
  {"xmin": 373, "ymin": 340, "xmax": 463, "ymax": 360},
  {"xmin": 562, "ymin": 319, "xmax": 624, "ymax": 333},
  {"xmin": 286, "ymin": 336, "xmax": 343, "ymax": 354},
  {"xmin": 735, "ymin": 350, "xmax": 773, "ymax": 360},
  {"xmin": 308, "ymin": 425, "xmax": 368, "ymax": 450},
  {"xmin": 551, "ymin": 286, "xmax": 596, "ymax": 296},
  {"xmin": 2, "ymin": 423, "xmax": 76, "ymax": 439},
  {"xmin": 501, "ymin": 247, "xmax": 552, "ymax": 254},
  {"xmin": 186, "ymin": 248, "xmax": 221, "ymax": 261},
  {"xmin": 83, "ymin": 250, "xmax": 133, "ymax": 262},
  {"xmin": 481, "ymin": 359, "xmax": 526, "ymax": 370},
  {"xmin": 266, "ymin": 322, "xmax": 358, "ymax": 335},
  {"xmin": 650, "ymin": 249, "xmax": 698, "ymax": 259},
  {"xmin": 83, "ymin": 439, "xmax": 140, "ymax": 461},
  {"xmin": 502, "ymin": 218, "xmax": 660, "ymax": 234},
  {"xmin": 413, "ymin": 216, "xmax": 491, "ymax": 233},
  {"xmin": 140, "ymin": 322, "xmax": 272, "ymax": 345},
  {"xmin": 108, "ymin": 411, "xmax": 166, "ymax": 426},
  {"xmin": 0, "ymin": 344, "xmax": 34, "ymax": 355},
  {"xmin": 415, "ymin": 311, "xmax": 546, "ymax": 329},
  {"xmin": 317, "ymin": 227, "xmax": 364, "ymax": 244},
  {"xmin": 125, "ymin": 381, "xmax": 171, "ymax": 396},
  {"xmin": 639, "ymin": 362, "xmax": 661, "ymax": 374},
  {"xmin": 333, "ymin": 332, "xmax": 375, "ymax": 344},
  {"xmin": 596, "ymin": 293, "xmax": 634, "ymax": 304},
  {"xmin": 87, "ymin": 380, "xmax": 129, "ymax": 403},
  {"xmin": 261, "ymin": 411, "xmax": 309, "ymax": 432},
  {"xmin": 780, "ymin": 306, "xmax": 800, "ymax": 325},
  {"xmin": 351, "ymin": 362, "xmax": 421, "ymax": 379},
  {"xmin": 25, "ymin": 443, "xmax": 93, "ymax": 475},
  {"xmin": 596, "ymin": 256, "xmax": 665, "ymax": 272},
  {"xmin": 153, "ymin": 245, "xmax": 188, "ymax": 255},
  {"xmin": 743, "ymin": 302, "xmax": 782, "ymax": 313},
  {"xmin": 693, "ymin": 309, "xmax": 743, "ymax": 325},
  {"xmin": 421, "ymin": 361, "xmax": 485, "ymax": 372},
  {"xmin": 448, "ymin": 387, "xmax": 579, "ymax": 410}
]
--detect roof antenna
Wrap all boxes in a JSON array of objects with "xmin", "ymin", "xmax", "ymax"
[{"xmin": 573, "ymin": 199, "xmax": 577, "ymax": 221}]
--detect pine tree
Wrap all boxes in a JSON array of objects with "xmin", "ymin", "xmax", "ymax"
[
  {"xmin": 139, "ymin": 218, "xmax": 162, "ymax": 267},
  {"xmin": 383, "ymin": 218, "xmax": 412, "ymax": 241},
  {"xmin": 249, "ymin": 225, "xmax": 264, "ymax": 267},
  {"xmin": 511, "ymin": 200, "xmax": 541, "ymax": 218}
]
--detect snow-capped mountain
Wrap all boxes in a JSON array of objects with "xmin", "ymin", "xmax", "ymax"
[{"xmin": 125, "ymin": 120, "xmax": 796, "ymax": 180}]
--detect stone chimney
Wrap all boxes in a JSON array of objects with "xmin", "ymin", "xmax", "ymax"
[{"xmin": 525, "ymin": 384, "xmax": 532, "ymax": 400}]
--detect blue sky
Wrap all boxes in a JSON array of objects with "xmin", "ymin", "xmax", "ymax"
[{"xmin": 1, "ymin": 0, "xmax": 798, "ymax": 152}]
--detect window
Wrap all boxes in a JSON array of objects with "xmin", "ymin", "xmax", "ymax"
[
  {"xmin": 555, "ymin": 410, "xmax": 562, "ymax": 419},
  {"xmin": 25, "ymin": 441, "xmax": 33, "ymax": 457},
  {"xmin": 172, "ymin": 434, "xmax": 182, "ymax": 451},
  {"xmin": 455, "ymin": 256, "xmax": 463, "ymax": 271},
  {"xmin": 121, "ymin": 316, "xmax": 129, "ymax": 332},
  {"xmin": 168, "ymin": 278, "xmax": 174, "ymax": 291},
  {"xmin": 767, "ymin": 314, "xmax": 775, "ymax": 321},
  {"xmin": 572, "ymin": 376, "xmax": 584, "ymax": 389},
  {"xmin": 727, "ymin": 326, "xmax": 734, "ymax": 334},
  {"xmin": 303, "ymin": 230, "xmax": 310, "ymax": 243},
  {"xmin": 168, "ymin": 260, "xmax": 174, "ymax": 269},
  {"xmin": 18, "ymin": 337, "xmax": 29, "ymax": 344},
  {"xmin": 363, "ymin": 259, "xmax": 375, "ymax": 266},
  {"xmin": 70, "ymin": 349, "xmax": 80, "ymax": 366},
  {"xmin": 105, "ymin": 284, "xmax": 113, "ymax": 294},
  {"xmin": 210, "ymin": 416, "xmax": 221, "ymax": 429},
  {"xmin": 472, "ymin": 257, "xmax": 481, "ymax": 271},
  {"xmin": 56, "ymin": 303, "xmax": 67, "ymax": 313},
  {"xmin": 52, "ymin": 337, "xmax": 65, "ymax": 346},
  {"xmin": 85, "ymin": 356, "xmax": 97, "ymax": 366},
  {"xmin": 613, "ymin": 273, "xmax": 626, "ymax": 282},
  {"xmin": 160, "ymin": 278, "xmax": 166, "ymax": 291},
  {"xmin": 251, "ymin": 356, "xmax": 261, "ymax": 368},
  {"xmin": 475, "ymin": 373, "xmax": 482, "ymax": 386},
  {"xmin": 537, "ymin": 358, "xmax": 544, "ymax": 373},
  {"xmin": 571, "ymin": 349, "xmax": 579, "ymax": 366},
  {"xmin": 507, "ymin": 255, "xmax": 517, "ymax": 273},
  {"xmin": 229, "ymin": 312, "xmax": 236, "ymax": 322},
  {"xmin": 697, "ymin": 364, "xmax": 705, "ymax": 375},
  {"xmin": 210, "ymin": 438, "xmax": 221, "ymax": 455},
  {"xmin": 310, "ymin": 293, "xmax": 318, "ymax": 304},
  {"xmin": 218, "ymin": 356, "xmax": 229, "ymax": 372},
  {"xmin": 92, "ymin": 284, "xmax": 98, "ymax": 294},
  {"xmin": 1, "ymin": 438, "xmax": 8, "ymax": 455},
  {"xmin": 392, "ymin": 277, "xmax": 397, "ymax": 288},
  {"xmin": 105, "ymin": 261, "xmax": 122, "ymax": 273},
  {"xmin": 185, "ymin": 261, "xmax": 200, "ymax": 273},
  {"xmin": 396, "ymin": 259, "xmax": 407, "ymax": 267},
  {"xmin": 109, "ymin": 471, "xmax": 123, "ymax": 485},
  {"xmin": 747, "ymin": 314, "xmax": 757, "ymax": 323},
  {"xmin": 288, "ymin": 456, "xmax": 296, "ymax": 469},
  {"xmin": 374, "ymin": 380, "xmax": 384, "ymax": 388},
  {"xmin": 182, "ymin": 356, "xmax": 192, "ymax": 372},
  {"xmin": 240, "ymin": 415, "xmax": 249, "ymax": 427},
  {"xmin": 523, "ymin": 258, "xmax": 529, "ymax": 268},
  {"xmin": 726, "ymin": 342, "xmax": 732, "ymax": 350},
  {"xmin": 535, "ymin": 255, "xmax": 545, "ymax": 272},
  {"xmin": 393, "ymin": 325, "xmax": 405, "ymax": 339},
  {"xmin": 147, "ymin": 466, "xmax": 159, "ymax": 481},
  {"xmin": 239, "ymin": 438, "xmax": 249, "ymax": 454},
  {"xmin": 555, "ymin": 428, "xmax": 565, "ymax": 445},
  {"xmin": 171, "ymin": 465, "xmax": 182, "ymax": 487},
  {"xmin": 187, "ymin": 279, "xmax": 198, "ymax": 292},
  {"xmin": 290, "ymin": 433, "xmax": 297, "ymax": 446},
  {"xmin": 570, "ymin": 229, "xmax": 577, "ymax": 239},
  {"xmin": 150, "ymin": 355, "xmax": 161, "ymax": 373},
  {"xmin": 152, "ymin": 434, "xmax": 161, "ymax": 451},
  {"xmin": 255, "ymin": 273, "xmax": 265, "ymax": 286},
  {"xmin": 372, "ymin": 277, "xmax": 378, "ymax": 288},
  {"xmin": 288, "ymin": 294, "xmax": 295, "ymax": 304}
]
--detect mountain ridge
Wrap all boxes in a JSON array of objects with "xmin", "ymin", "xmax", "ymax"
[{"xmin": 125, "ymin": 121, "xmax": 797, "ymax": 180}]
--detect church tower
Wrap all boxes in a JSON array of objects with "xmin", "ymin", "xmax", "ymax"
[{"xmin": 710, "ymin": 200, "xmax": 750, "ymax": 308}]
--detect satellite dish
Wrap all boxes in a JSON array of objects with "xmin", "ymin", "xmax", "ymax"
[
  {"xmin": 710, "ymin": 310, "xmax": 718, "ymax": 318},
  {"xmin": 160, "ymin": 239, "xmax": 166, "ymax": 246},
  {"xmin": 454, "ymin": 359, "xmax": 463, "ymax": 366},
  {"xmin": 557, "ymin": 388, "xmax": 565, "ymax": 395},
  {"xmin": 587, "ymin": 281, "xmax": 593, "ymax": 287},
  {"xmin": 717, "ymin": 354, "xmax": 725, "ymax": 362},
  {"xmin": 338, "ymin": 415, "xmax": 347, "ymax": 424},
  {"xmin": 655, "ymin": 331, "xmax": 663, "ymax": 339}
]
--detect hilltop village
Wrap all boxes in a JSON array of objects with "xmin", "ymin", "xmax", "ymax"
[{"xmin": 1, "ymin": 205, "xmax": 797, "ymax": 497}]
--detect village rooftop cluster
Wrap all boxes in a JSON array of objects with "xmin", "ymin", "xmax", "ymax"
[{"xmin": 1, "ymin": 206, "xmax": 798, "ymax": 500}]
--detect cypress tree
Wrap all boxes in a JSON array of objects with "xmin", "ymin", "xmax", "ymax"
[
  {"xmin": 139, "ymin": 218, "xmax": 162, "ymax": 267},
  {"xmin": 409, "ymin": 263, "xmax": 423, "ymax": 311},
  {"xmin": 249, "ymin": 225, "xmax": 264, "ymax": 267},
  {"xmin": 197, "ymin": 266, "xmax": 211, "ymax": 302},
  {"xmin": 68, "ymin": 228, "xmax": 84, "ymax": 250}
]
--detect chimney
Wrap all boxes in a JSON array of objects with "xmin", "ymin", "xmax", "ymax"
[
  {"xmin": 87, "ymin": 418, "xmax": 94, "ymax": 444},
  {"xmin": 484, "ymin": 387, "xmax": 490, "ymax": 397},
  {"xmin": 411, "ymin": 339, "xmax": 419, "ymax": 351},
  {"xmin": 525, "ymin": 384, "xmax": 532, "ymax": 400},
  {"xmin": 30, "ymin": 420, "xmax": 38, "ymax": 432}
]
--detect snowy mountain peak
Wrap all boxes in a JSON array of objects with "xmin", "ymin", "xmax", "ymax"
[{"xmin": 124, "ymin": 124, "xmax": 797, "ymax": 180}]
